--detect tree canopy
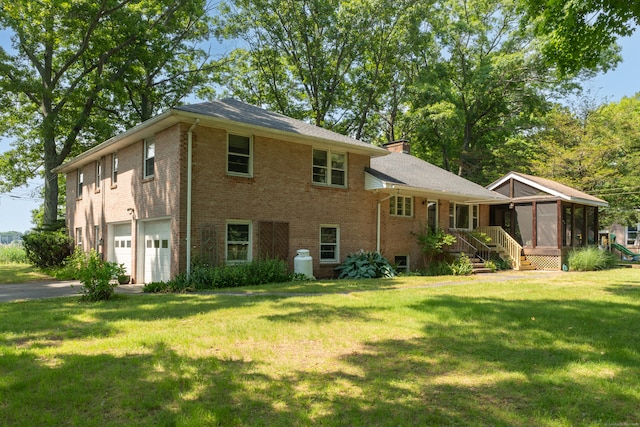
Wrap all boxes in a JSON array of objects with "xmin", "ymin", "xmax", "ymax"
[
  {"xmin": 0, "ymin": 0, "xmax": 217, "ymax": 227},
  {"xmin": 522, "ymin": 0, "xmax": 640, "ymax": 75}
]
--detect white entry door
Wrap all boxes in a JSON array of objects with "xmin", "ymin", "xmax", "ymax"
[
  {"xmin": 143, "ymin": 220, "xmax": 171, "ymax": 283},
  {"xmin": 110, "ymin": 223, "xmax": 132, "ymax": 275}
]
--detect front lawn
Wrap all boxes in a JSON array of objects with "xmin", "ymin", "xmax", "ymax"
[
  {"xmin": 0, "ymin": 263, "xmax": 52, "ymax": 284},
  {"xmin": 1, "ymin": 270, "xmax": 639, "ymax": 425}
]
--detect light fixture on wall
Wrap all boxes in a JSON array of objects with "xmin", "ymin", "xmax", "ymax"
[
  {"xmin": 509, "ymin": 202, "xmax": 514, "ymax": 209},
  {"xmin": 127, "ymin": 208, "xmax": 135, "ymax": 215}
]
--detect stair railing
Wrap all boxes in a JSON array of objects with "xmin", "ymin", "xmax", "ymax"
[
  {"xmin": 475, "ymin": 226, "xmax": 522, "ymax": 270},
  {"xmin": 450, "ymin": 229, "xmax": 491, "ymax": 262}
]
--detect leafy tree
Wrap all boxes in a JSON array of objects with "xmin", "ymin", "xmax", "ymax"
[
  {"xmin": 406, "ymin": 0, "xmax": 559, "ymax": 183},
  {"xmin": 215, "ymin": 0, "xmax": 424, "ymax": 141},
  {"xmin": 521, "ymin": 0, "xmax": 639, "ymax": 75},
  {"xmin": 529, "ymin": 95, "xmax": 640, "ymax": 226},
  {"xmin": 0, "ymin": 0, "xmax": 217, "ymax": 228}
]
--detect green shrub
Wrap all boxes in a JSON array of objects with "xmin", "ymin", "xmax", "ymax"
[
  {"xmin": 484, "ymin": 260, "xmax": 497, "ymax": 272},
  {"xmin": 142, "ymin": 281, "xmax": 170, "ymax": 293},
  {"xmin": 489, "ymin": 254, "xmax": 512, "ymax": 271},
  {"xmin": 335, "ymin": 251, "xmax": 396, "ymax": 279},
  {"xmin": 451, "ymin": 253, "xmax": 474, "ymax": 276},
  {"xmin": 73, "ymin": 250, "xmax": 125, "ymax": 301},
  {"xmin": 146, "ymin": 258, "xmax": 294, "ymax": 292},
  {"xmin": 567, "ymin": 247, "xmax": 616, "ymax": 271},
  {"xmin": 0, "ymin": 244, "xmax": 28, "ymax": 264},
  {"xmin": 22, "ymin": 230, "xmax": 73, "ymax": 268},
  {"xmin": 414, "ymin": 227, "xmax": 457, "ymax": 264},
  {"xmin": 420, "ymin": 260, "xmax": 454, "ymax": 276}
]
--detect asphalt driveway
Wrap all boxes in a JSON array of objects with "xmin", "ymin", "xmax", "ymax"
[{"xmin": 0, "ymin": 280, "xmax": 144, "ymax": 302}]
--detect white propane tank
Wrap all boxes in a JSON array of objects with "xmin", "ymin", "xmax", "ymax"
[{"xmin": 294, "ymin": 249, "xmax": 314, "ymax": 279}]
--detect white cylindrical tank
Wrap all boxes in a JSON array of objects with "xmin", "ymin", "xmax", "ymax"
[{"xmin": 294, "ymin": 249, "xmax": 314, "ymax": 279}]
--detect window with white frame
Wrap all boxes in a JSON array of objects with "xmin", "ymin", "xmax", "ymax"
[
  {"xmin": 227, "ymin": 134, "xmax": 252, "ymax": 176},
  {"xmin": 95, "ymin": 160, "xmax": 102, "ymax": 190},
  {"xmin": 320, "ymin": 225, "xmax": 339, "ymax": 263},
  {"xmin": 427, "ymin": 199, "xmax": 438, "ymax": 231},
  {"xmin": 77, "ymin": 169, "xmax": 83, "ymax": 198},
  {"xmin": 394, "ymin": 255, "xmax": 409, "ymax": 273},
  {"xmin": 627, "ymin": 223, "xmax": 640, "ymax": 247},
  {"xmin": 226, "ymin": 221, "xmax": 252, "ymax": 262},
  {"xmin": 144, "ymin": 139, "xmax": 155, "ymax": 178},
  {"xmin": 111, "ymin": 153, "xmax": 118, "ymax": 185},
  {"xmin": 75, "ymin": 227, "xmax": 83, "ymax": 247},
  {"xmin": 390, "ymin": 195, "xmax": 413, "ymax": 217},
  {"xmin": 312, "ymin": 149, "xmax": 346, "ymax": 187},
  {"xmin": 449, "ymin": 202, "xmax": 478, "ymax": 229}
]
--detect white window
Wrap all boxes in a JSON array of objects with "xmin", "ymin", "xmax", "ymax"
[
  {"xmin": 75, "ymin": 227, "xmax": 83, "ymax": 247},
  {"xmin": 95, "ymin": 160, "xmax": 102, "ymax": 190},
  {"xmin": 320, "ymin": 225, "xmax": 339, "ymax": 263},
  {"xmin": 77, "ymin": 169, "xmax": 83, "ymax": 198},
  {"xmin": 627, "ymin": 223, "xmax": 640, "ymax": 247},
  {"xmin": 427, "ymin": 199, "xmax": 439, "ymax": 231},
  {"xmin": 390, "ymin": 195, "xmax": 413, "ymax": 217},
  {"xmin": 111, "ymin": 153, "xmax": 118, "ymax": 185},
  {"xmin": 226, "ymin": 221, "xmax": 252, "ymax": 262},
  {"xmin": 395, "ymin": 255, "xmax": 409, "ymax": 273},
  {"xmin": 312, "ymin": 149, "xmax": 346, "ymax": 187},
  {"xmin": 227, "ymin": 134, "xmax": 252, "ymax": 176},
  {"xmin": 449, "ymin": 202, "xmax": 478, "ymax": 229},
  {"xmin": 144, "ymin": 139, "xmax": 155, "ymax": 178}
]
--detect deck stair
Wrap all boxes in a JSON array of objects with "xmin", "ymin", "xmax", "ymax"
[
  {"xmin": 470, "ymin": 226, "xmax": 538, "ymax": 271},
  {"xmin": 469, "ymin": 256, "xmax": 494, "ymax": 274}
]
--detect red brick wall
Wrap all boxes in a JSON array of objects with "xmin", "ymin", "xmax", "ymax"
[{"xmin": 188, "ymin": 127, "xmax": 378, "ymax": 278}]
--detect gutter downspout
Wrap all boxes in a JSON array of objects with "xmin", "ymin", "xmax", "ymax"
[
  {"xmin": 376, "ymin": 190, "xmax": 397, "ymax": 253},
  {"xmin": 186, "ymin": 119, "xmax": 200, "ymax": 279}
]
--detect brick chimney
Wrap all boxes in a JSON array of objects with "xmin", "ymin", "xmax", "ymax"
[{"xmin": 382, "ymin": 139, "xmax": 410, "ymax": 154}]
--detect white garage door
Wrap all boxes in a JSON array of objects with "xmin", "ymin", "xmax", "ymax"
[
  {"xmin": 143, "ymin": 220, "xmax": 171, "ymax": 283},
  {"xmin": 111, "ymin": 224, "xmax": 132, "ymax": 275}
]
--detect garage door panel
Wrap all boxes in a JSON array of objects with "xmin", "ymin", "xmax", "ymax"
[
  {"xmin": 110, "ymin": 223, "xmax": 132, "ymax": 275},
  {"xmin": 143, "ymin": 220, "xmax": 171, "ymax": 283}
]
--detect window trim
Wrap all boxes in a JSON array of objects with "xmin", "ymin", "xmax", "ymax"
[
  {"xmin": 449, "ymin": 202, "xmax": 478, "ymax": 230},
  {"xmin": 111, "ymin": 153, "xmax": 118, "ymax": 186},
  {"xmin": 226, "ymin": 220, "xmax": 252, "ymax": 263},
  {"xmin": 390, "ymin": 195, "xmax": 413, "ymax": 218},
  {"xmin": 394, "ymin": 255, "xmax": 409, "ymax": 274},
  {"xmin": 226, "ymin": 133, "xmax": 253, "ymax": 177},
  {"xmin": 319, "ymin": 224, "xmax": 340, "ymax": 264},
  {"xmin": 76, "ymin": 169, "xmax": 83, "ymax": 199},
  {"xmin": 144, "ymin": 139, "xmax": 155, "ymax": 179},
  {"xmin": 95, "ymin": 160, "xmax": 102, "ymax": 191},
  {"xmin": 312, "ymin": 148, "xmax": 347, "ymax": 188},
  {"xmin": 626, "ymin": 223, "xmax": 640, "ymax": 247},
  {"xmin": 426, "ymin": 199, "xmax": 439, "ymax": 231},
  {"xmin": 75, "ymin": 227, "xmax": 83, "ymax": 247}
]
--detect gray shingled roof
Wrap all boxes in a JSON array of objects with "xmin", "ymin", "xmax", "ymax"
[
  {"xmin": 175, "ymin": 98, "xmax": 384, "ymax": 153},
  {"xmin": 368, "ymin": 152, "xmax": 508, "ymax": 202}
]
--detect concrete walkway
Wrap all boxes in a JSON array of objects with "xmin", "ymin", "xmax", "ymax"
[{"xmin": 0, "ymin": 280, "xmax": 144, "ymax": 302}]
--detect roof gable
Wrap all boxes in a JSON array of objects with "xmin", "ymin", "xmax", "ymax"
[{"xmin": 487, "ymin": 172, "xmax": 608, "ymax": 207}]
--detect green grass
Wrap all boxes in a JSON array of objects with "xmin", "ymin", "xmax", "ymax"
[
  {"xmin": 1, "ymin": 270, "xmax": 640, "ymax": 425},
  {"xmin": 0, "ymin": 263, "xmax": 52, "ymax": 284}
]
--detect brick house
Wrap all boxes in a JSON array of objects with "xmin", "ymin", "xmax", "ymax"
[{"xmin": 55, "ymin": 99, "xmax": 566, "ymax": 283}]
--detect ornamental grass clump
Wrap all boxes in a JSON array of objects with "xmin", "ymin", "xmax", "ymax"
[{"xmin": 567, "ymin": 247, "xmax": 616, "ymax": 271}]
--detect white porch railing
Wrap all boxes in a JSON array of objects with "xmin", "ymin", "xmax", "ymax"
[{"xmin": 475, "ymin": 226, "xmax": 523, "ymax": 270}]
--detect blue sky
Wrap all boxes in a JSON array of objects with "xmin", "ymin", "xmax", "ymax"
[{"xmin": 1, "ymin": 31, "xmax": 640, "ymax": 233}]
